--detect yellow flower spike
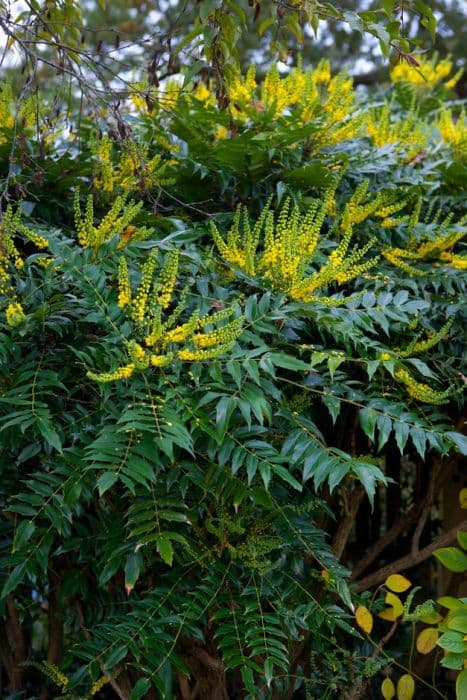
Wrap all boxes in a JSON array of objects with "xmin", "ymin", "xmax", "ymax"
[
  {"xmin": 40, "ymin": 662, "xmax": 69, "ymax": 689},
  {"xmin": 117, "ymin": 257, "xmax": 131, "ymax": 308},
  {"xmin": 91, "ymin": 675, "xmax": 109, "ymax": 695},
  {"xmin": 399, "ymin": 317, "xmax": 454, "ymax": 358},
  {"xmin": 391, "ymin": 55, "xmax": 461, "ymax": 92},
  {"xmin": 74, "ymin": 189, "xmax": 150, "ymax": 250},
  {"xmin": 0, "ymin": 205, "xmax": 49, "ymax": 295},
  {"xmin": 212, "ymin": 187, "xmax": 379, "ymax": 303},
  {"xmin": 127, "ymin": 340, "xmax": 149, "ymax": 368},
  {"xmin": 5, "ymin": 302, "xmax": 27, "ymax": 328},
  {"xmin": 87, "ymin": 363, "xmax": 136, "ymax": 383},
  {"xmin": 163, "ymin": 312, "xmax": 200, "ymax": 345},
  {"xmin": 88, "ymin": 252, "xmax": 242, "ymax": 382},
  {"xmin": 155, "ymin": 249, "xmax": 179, "ymax": 309},
  {"xmin": 395, "ymin": 368, "xmax": 451, "ymax": 405},
  {"xmin": 193, "ymin": 317, "xmax": 243, "ymax": 349},
  {"xmin": 150, "ymin": 353, "xmax": 172, "ymax": 367},
  {"xmin": 365, "ymin": 104, "xmax": 428, "ymax": 160},
  {"xmin": 178, "ymin": 340, "xmax": 236, "ymax": 361},
  {"xmin": 0, "ymin": 82, "xmax": 15, "ymax": 136},
  {"xmin": 131, "ymin": 252, "xmax": 158, "ymax": 325},
  {"xmin": 438, "ymin": 106, "xmax": 467, "ymax": 161}
]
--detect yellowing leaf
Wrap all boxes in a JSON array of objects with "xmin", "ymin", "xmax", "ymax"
[
  {"xmin": 379, "ymin": 592, "xmax": 404, "ymax": 621},
  {"xmin": 381, "ymin": 677, "xmax": 395, "ymax": 699},
  {"xmin": 459, "ymin": 488, "xmax": 467, "ymax": 509},
  {"xmin": 419, "ymin": 611, "xmax": 443, "ymax": 624},
  {"xmin": 416, "ymin": 627, "xmax": 439, "ymax": 654},
  {"xmin": 397, "ymin": 674, "xmax": 415, "ymax": 700},
  {"xmin": 385, "ymin": 574, "xmax": 412, "ymax": 593},
  {"xmin": 355, "ymin": 605, "xmax": 373, "ymax": 634}
]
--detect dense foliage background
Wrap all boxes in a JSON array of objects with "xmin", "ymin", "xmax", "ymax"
[{"xmin": 0, "ymin": 2, "xmax": 466, "ymax": 699}]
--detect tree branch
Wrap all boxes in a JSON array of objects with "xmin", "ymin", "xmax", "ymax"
[
  {"xmin": 332, "ymin": 487, "xmax": 365, "ymax": 560},
  {"xmin": 354, "ymin": 519, "xmax": 467, "ymax": 592},
  {"xmin": 351, "ymin": 460, "xmax": 451, "ymax": 580}
]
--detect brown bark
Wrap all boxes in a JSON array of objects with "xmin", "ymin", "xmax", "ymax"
[
  {"xmin": 75, "ymin": 599, "xmax": 130, "ymax": 700},
  {"xmin": 332, "ymin": 487, "xmax": 365, "ymax": 560},
  {"xmin": 177, "ymin": 637, "xmax": 228, "ymax": 700},
  {"xmin": 351, "ymin": 459, "xmax": 451, "ymax": 581},
  {"xmin": 0, "ymin": 623, "xmax": 15, "ymax": 688},
  {"xmin": 4, "ymin": 595, "xmax": 27, "ymax": 691},
  {"xmin": 39, "ymin": 566, "xmax": 65, "ymax": 700}
]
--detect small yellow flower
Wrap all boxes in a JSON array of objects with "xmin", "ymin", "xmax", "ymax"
[{"xmin": 5, "ymin": 302, "xmax": 26, "ymax": 328}]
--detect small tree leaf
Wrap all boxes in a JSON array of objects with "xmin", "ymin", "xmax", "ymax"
[
  {"xmin": 156, "ymin": 535, "xmax": 174, "ymax": 566},
  {"xmin": 457, "ymin": 530, "xmax": 467, "ymax": 551},
  {"xmin": 416, "ymin": 627, "xmax": 438, "ymax": 654},
  {"xmin": 397, "ymin": 674, "xmax": 415, "ymax": 700},
  {"xmin": 355, "ymin": 605, "xmax": 373, "ymax": 634},
  {"xmin": 385, "ymin": 574, "xmax": 412, "ymax": 593},
  {"xmin": 124, "ymin": 552, "xmax": 143, "ymax": 595},
  {"xmin": 13, "ymin": 521, "xmax": 36, "ymax": 551},
  {"xmin": 447, "ymin": 609, "xmax": 467, "ymax": 634},
  {"xmin": 437, "ymin": 631, "xmax": 465, "ymax": 654},
  {"xmin": 379, "ymin": 592, "xmax": 404, "ymax": 621},
  {"xmin": 130, "ymin": 678, "xmax": 151, "ymax": 700},
  {"xmin": 434, "ymin": 547, "xmax": 467, "ymax": 573},
  {"xmin": 381, "ymin": 677, "xmax": 396, "ymax": 700},
  {"xmin": 456, "ymin": 669, "xmax": 467, "ymax": 700}
]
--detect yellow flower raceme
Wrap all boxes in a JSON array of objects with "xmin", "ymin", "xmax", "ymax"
[
  {"xmin": 117, "ymin": 256, "xmax": 131, "ymax": 308},
  {"xmin": 5, "ymin": 302, "xmax": 26, "ymax": 328},
  {"xmin": 74, "ymin": 190, "xmax": 152, "ymax": 249},
  {"xmin": 365, "ymin": 104, "xmax": 428, "ymax": 160},
  {"xmin": 0, "ymin": 82, "xmax": 15, "ymax": 138},
  {"xmin": 88, "ymin": 363, "xmax": 136, "ymax": 383},
  {"xmin": 382, "ymin": 206, "xmax": 467, "ymax": 274},
  {"xmin": 0, "ymin": 205, "xmax": 49, "ymax": 296},
  {"xmin": 439, "ymin": 251, "xmax": 467, "ymax": 270},
  {"xmin": 92, "ymin": 136, "xmax": 176, "ymax": 194},
  {"xmin": 0, "ymin": 83, "xmax": 39, "ymax": 142},
  {"xmin": 392, "ymin": 317, "xmax": 454, "ymax": 359},
  {"xmin": 390, "ymin": 55, "xmax": 462, "ymax": 92},
  {"xmin": 394, "ymin": 368, "xmax": 451, "ymax": 405},
  {"xmin": 211, "ymin": 183, "xmax": 382, "ymax": 303},
  {"xmin": 225, "ymin": 61, "xmax": 359, "ymax": 150},
  {"xmin": 39, "ymin": 663, "xmax": 69, "ymax": 689},
  {"xmin": 88, "ymin": 252, "xmax": 243, "ymax": 383},
  {"xmin": 91, "ymin": 676, "xmax": 109, "ymax": 696},
  {"xmin": 438, "ymin": 107, "xmax": 466, "ymax": 161}
]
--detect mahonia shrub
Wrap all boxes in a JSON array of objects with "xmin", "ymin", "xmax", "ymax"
[{"xmin": 0, "ymin": 55, "xmax": 465, "ymax": 700}]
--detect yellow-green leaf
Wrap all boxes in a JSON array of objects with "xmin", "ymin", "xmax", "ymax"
[
  {"xmin": 459, "ymin": 488, "xmax": 467, "ymax": 509},
  {"xmin": 397, "ymin": 674, "xmax": 415, "ymax": 700},
  {"xmin": 416, "ymin": 627, "xmax": 439, "ymax": 654},
  {"xmin": 355, "ymin": 605, "xmax": 373, "ymax": 634},
  {"xmin": 381, "ymin": 677, "xmax": 396, "ymax": 699},
  {"xmin": 419, "ymin": 611, "xmax": 442, "ymax": 624},
  {"xmin": 379, "ymin": 592, "xmax": 404, "ymax": 621},
  {"xmin": 385, "ymin": 573, "xmax": 412, "ymax": 593}
]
